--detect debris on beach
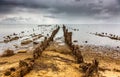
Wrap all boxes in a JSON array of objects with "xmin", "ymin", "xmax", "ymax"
[
  {"xmin": 1, "ymin": 49, "xmax": 14, "ymax": 57},
  {"xmin": 21, "ymin": 39, "xmax": 33, "ymax": 45},
  {"xmin": 91, "ymin": 32, "xmax": 120, "ymax": 41},
  {"xmin": 4, "ymin": 36, "xmax": 19, "ymax": 43}
]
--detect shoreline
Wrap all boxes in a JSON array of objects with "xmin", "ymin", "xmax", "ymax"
[
  {"xmin": 0, "ymin": 42, "xmax": 120, "ymax": 77},
  {"xmin": 0, "ymin": 25, "xmax": 120, "ymax": 77}
]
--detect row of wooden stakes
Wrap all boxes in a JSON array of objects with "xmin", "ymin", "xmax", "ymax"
[
  {"xmin": 63, "ymin": 25, "xmax": 99, "ymax": 77},
  {"xmin": 4, "ymin": 26, "xmax": 60, "ymax": 77}
]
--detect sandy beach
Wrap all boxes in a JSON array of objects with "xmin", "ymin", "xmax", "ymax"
[
  {"xmin": 0, "ymin": 25, "xmax": 120, "ymax": 77},
  {"xmin": 0, "ymin": 41, "xmax": 120, "ymax": 77},
  {"xmin": 0, "ymin": 0, "xmax": 120, "ymax": 76}
]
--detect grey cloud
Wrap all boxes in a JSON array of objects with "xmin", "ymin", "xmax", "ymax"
[
  {"xmin": 0, "ymin": 0, "xmax": 49, "ymax": 8},
  {"xmin": 0, "ymin": 0, "xmax": 49, "ymax": 14},
  {"xmin": 0, "ymin": 16, "xmax": 33, "ymax": 24},
  {"xmin": 43, "ymin": 15, "xmax": 57, "ymax": 19},
  {"xmin": 1, "ymin": 17, "xmax": 32, "ymax": 23},
  {"xmin": 0, "ymin": 0, "xmax": 120, "ymax": 20}
]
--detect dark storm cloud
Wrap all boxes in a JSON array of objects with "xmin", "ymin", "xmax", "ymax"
[
  {"xmin": 0, "ymin": 0, "xmax": 49, "ymax": 14},
  {"xmin": 117, "ymin": 0, "xmax": 120, "ymax": 4},
  {"xmin": 0, "ymin": 0, "xmax": 120, "ymax": 19},
  {"xmin": 0, "ymin": 0, "xmax": 49, "ymax": 8}
]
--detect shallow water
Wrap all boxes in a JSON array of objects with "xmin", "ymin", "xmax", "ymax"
[
  {"xmin": 0, "ymin": 24, "xmax": 56, "ymax": 54},
  {"xmin": 64, "ymin": 24, "xmax": 120, "ymax": 47},
  {"xmin": 0, "ymin": 24, "xmax": 120, "ymax": 53}
]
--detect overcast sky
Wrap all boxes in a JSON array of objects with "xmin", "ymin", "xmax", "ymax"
[{"xmin": 0, "ymin": 0, "xmax": 120, "ymax": 24}]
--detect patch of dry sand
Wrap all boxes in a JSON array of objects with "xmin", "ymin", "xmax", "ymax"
[
  {"xmin": 25, "ymin": 50, "xmax": 82, "ymax": 77},
  {"xmin": 0, "ymin": 42, "xmax": 120, "ymax": 77}
]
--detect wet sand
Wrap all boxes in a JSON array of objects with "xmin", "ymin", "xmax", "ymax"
[
  {"xmin": 81, "ymin": 45, "xmax": 120, "ymax": 77},
  {"xmin": 0, "ymin": 41, "xmax": 120, "ymax": 77},
  {"xmin": 0, "ymin": 25, "xmax": 120, "ymax": 77}
]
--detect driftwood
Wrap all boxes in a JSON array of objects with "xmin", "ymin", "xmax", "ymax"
[
  {"xmin": 75, "ymin": 49, "xmax": 84, "ymax": 63},
  {"xmin": 79, "ymin": 63, "xmax": 91, "ymax": 72},
  {"xmin": 33, "ymin": 26, "xmax": 60, "ymax": 60},
  {"xmin": 79, "ymin": 59, "xmax": 99, "ymax": 77},
  {"xmin": 10, "ymin": 60, "xmax": 34, "ymax": 77},
  {"xmin": 72, "ymin": 45, "xmax": 84, "ymax": 63},
  {"xmin": 33, "ymin": 45, "xmax": 43, "ymax": 59},
  {"xmin": 85, "ymin": 59, "xmax": 99, "ymax": 77}
]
